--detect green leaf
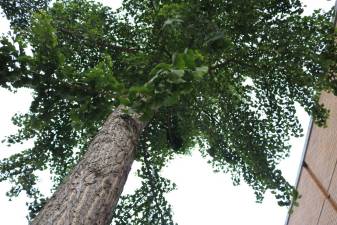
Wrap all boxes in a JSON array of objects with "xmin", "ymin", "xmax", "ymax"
[
  {"xmin": 129, "ymin": 85, "xmax": 152, "ymax": 95},
  {"xmin": 192, "ymin": 66, "xmax": 208, "ymax": 80},
  {"xmin": 162, "ymin": 94, "xmax": 180, "ymax": 107},
  {"xmin": 204, "ymin": 31, "xmax": 225, "ymax": 45},
  {"xmin": 172, "ymin": 53, "xmax": 185, "ymax": 69}
]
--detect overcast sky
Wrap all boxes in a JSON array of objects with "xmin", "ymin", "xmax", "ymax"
[{"xmin": 0, "ymin": 1, "xmax": 335, "ymax": 224}]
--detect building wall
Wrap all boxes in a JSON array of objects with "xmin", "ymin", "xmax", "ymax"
[{"xmin": 287, "ymin": 92, "xmax": 337, "ymax": 225}]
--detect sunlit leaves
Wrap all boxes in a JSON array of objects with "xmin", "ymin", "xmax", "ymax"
[{"xmin": 83, "ymin": 54, "xmax": 122, "ymax": 91}]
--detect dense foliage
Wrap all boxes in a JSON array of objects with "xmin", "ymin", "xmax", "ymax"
[
  {"xmin": 0, "ymin": 0, "xmax": 50, "ymax": 29},
  {"xmin": 0, "ymin": 0, "xmax": 336, "ymax": 223}
]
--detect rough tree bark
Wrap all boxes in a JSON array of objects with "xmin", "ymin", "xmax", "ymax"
[{"xmin": 31, "ymin": 107, "xmax": 146, "ymax": 225}]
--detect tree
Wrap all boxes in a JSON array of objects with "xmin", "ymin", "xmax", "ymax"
[{"xmin": 0, "ymin": 0, "xmax": 336, "ymax": 224}]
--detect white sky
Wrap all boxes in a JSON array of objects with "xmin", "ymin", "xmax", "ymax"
[{"xmin": 0, "ymin": 0, "xmax": 335, "ymax": 224}]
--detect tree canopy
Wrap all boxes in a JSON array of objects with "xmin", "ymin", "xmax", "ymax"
[{"xmin": 0, "ymin": 0, "xmax": 336, "ymax": 224}]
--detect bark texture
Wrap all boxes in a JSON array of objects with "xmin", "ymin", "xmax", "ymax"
[{"xmin": 32, "ymin": 107, "xmax": 145, "ymax": 225}]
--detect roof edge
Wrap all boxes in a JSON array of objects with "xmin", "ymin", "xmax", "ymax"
[{"xmin": 283, "ymin": 118, "xmax": 313, "ymax": 225}]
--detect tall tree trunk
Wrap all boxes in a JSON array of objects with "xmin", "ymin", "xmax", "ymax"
[{"xmin": 32, "ymin": 107, "xmax": 145, "ymax": 225}]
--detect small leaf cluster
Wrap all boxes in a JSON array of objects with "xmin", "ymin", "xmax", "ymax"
[{"xmin": 125, "ymin": 49, "xmax": 208, "ymax": 120}]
